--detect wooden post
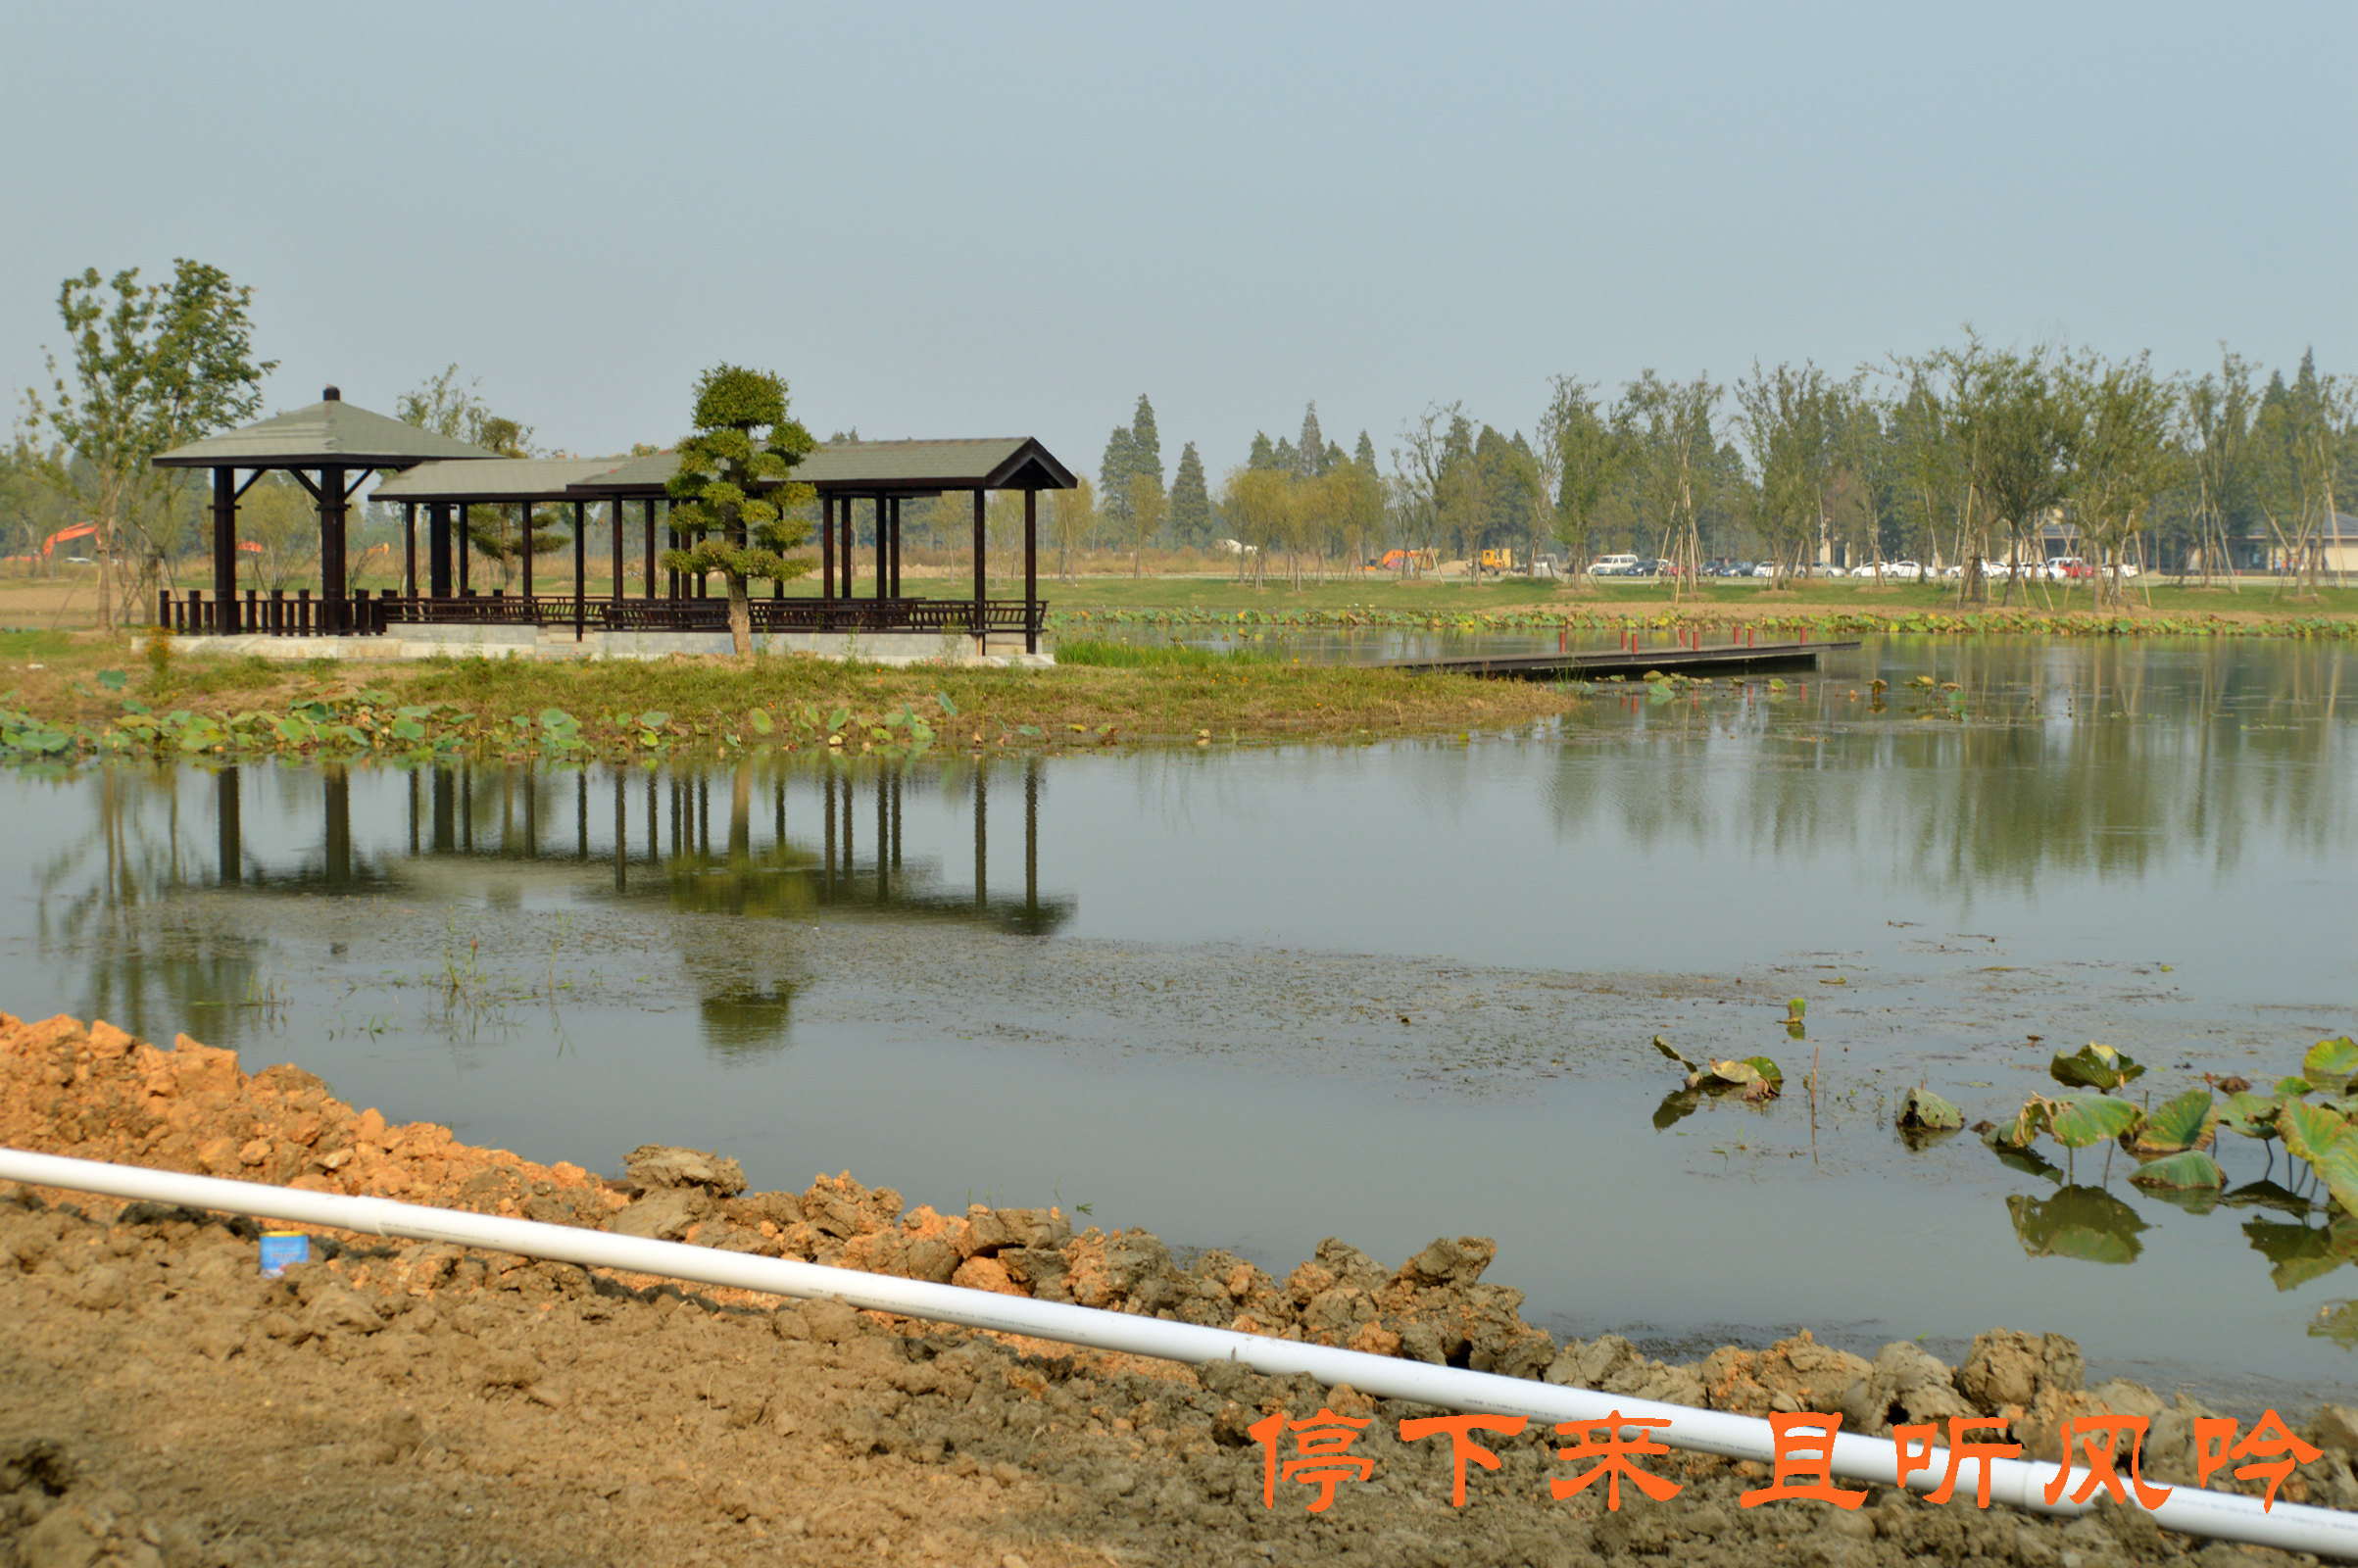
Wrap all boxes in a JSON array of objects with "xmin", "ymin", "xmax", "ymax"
[
  {"xmin": 520, "ymin": 499, "xmax": 534, "ymax": 603},
  {"xmin": 890, "ymin": 498, "xmax": 903, "ymax": 597},
  {"xmin": 643, "ymin": 499, "xmax": 658, "ymax": 601},
  {"xmin": 610, "ymin": 500, "xmax": 623, "ymax": 604},
  {"xmin": 213, "ymin": 467, "xmax": 239, "ymax": 632},
  {"xmin": 972, "ymin": 488, "xmax": 986, "ymax": 642},
  {"xmin": 821, "ymin": 494, "xmax": 834, "ymax": 600},
  {"xmin": 428, "ymin": 502, "xmax": 452, "ymax": 598},
  {"xmin": 874, "ymin": 496, "xmax": 887, "ymax": 601},
  {"xmin": 319, "ymin": 464, "xmax": 346, "ymax": 633},
  {"xmin": 458, "ymin": 505, "xmax": 470, "ymax": 594},
  {"xmin": 841, "ymin": 497, "xmax": 855, "ymax": 596},
  {"xmin": 573, "ymin": 501, "xmax": 586, "ymax": 642},
  {"xmin": 1023, "ymin": 488, "xmax": 1038, "ymax": 655},
  {"xmin": 402, "ymin": 501, "xmax": 418, "ymax": 600}
]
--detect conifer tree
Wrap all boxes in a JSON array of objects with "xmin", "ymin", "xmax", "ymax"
[
  {"xmin": 1100, "ymin": 424, "xmax": 1139, "ymax": 527},
  {"xmin": 1168, "ymin": 442, "xmax": 1212, "ymax": 545},
  {"xmin": 663, "ymin": 365, "xmax": 815, "ymax": 657},
  {"xmin": 1130, "ymin": 395, "xmax": 1163, "ymax": 493},
  {"xmin": 1296, "ymin": 403, "xmax": 1326, "ymax": 478}
]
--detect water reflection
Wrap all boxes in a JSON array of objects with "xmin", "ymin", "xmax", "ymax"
[
  {"xmin": 33, "ymin": 755, "xmax": 1074, "ymax": 1055},
  {"xmin": 1543, "ymin": 637, "xmax": 2349, "ymax": 891}
]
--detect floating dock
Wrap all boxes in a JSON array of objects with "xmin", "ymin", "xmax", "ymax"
[{"xmin": 1371, "ymin": 639, "xmax": 1861, "ymax": 681}]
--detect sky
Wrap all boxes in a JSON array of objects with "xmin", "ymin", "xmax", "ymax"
[{"xmin": 2, "ymin": 1, "xmax": 2350, "ymax": 484}]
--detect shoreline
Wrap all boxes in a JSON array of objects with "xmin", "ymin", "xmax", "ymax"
[{"xmin": 5, "ymin": 1011, "xmax": 2356, "ymax": 1564}]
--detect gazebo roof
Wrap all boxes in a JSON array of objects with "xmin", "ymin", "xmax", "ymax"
[
  {"xmin": 373, "ymin": 456, "xmax": 629, "ymax": 504},
  {"xmin": 800, "ymin": 438, "xmax": 1075, "ymax": 494},
  {"xmin": 565, "ymin": 437, "xmax": 1076, "ymax": 499},
  {"xmin": 154, "ymin": 388, "xmax": 502, "ymax": 470}
]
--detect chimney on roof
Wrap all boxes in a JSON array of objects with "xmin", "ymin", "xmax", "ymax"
[{"xmin": 322, "ymin": 385, "xmax": 341, "ymax": 402}]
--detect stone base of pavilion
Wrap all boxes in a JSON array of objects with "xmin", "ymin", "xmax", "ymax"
[{"xmin": 140, "ymin": 625, "xmax": 1056, "ymax": 667}]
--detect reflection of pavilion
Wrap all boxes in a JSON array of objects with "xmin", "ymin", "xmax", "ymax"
[{"xmin": 209, "ymin": 758, "xmax": 1075, "ymax": 937}]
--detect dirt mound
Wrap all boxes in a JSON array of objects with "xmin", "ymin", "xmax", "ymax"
[{"xmin": 4, "ymin": 1013, "xmax": 2355, "ymax": 1566}]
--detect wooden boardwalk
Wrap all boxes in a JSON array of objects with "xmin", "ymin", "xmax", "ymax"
[{"xmin": 1370, "ymin": 639, "xmax": 1860, "ymax": 681}]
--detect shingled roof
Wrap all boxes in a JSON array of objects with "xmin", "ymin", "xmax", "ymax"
[
  {"xmin": 565, "ymin": 438, "xmax": 1075, "ymax": 499},
  {"xmin": 372, "ymin": 457, "xmax": 629, "ymax": 503},
  {"xmin": 154, "ymin": 388, "xmax": 501, "ymax": 470}
]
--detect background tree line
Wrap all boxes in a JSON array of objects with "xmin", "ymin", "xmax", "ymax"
[{"xmin": 1079, "ymin": 338, "xmax": 2353, "ymax": 599}]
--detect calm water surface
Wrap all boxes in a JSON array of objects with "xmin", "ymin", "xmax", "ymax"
[{"xmin": 3, "ymin": 635, "xmax": 2351, "ymax": 1408}]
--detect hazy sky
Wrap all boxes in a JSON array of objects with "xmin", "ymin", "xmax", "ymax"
[{"xmin": 3, "ymin": 2, "xmax": 2349, "ymax": 481}]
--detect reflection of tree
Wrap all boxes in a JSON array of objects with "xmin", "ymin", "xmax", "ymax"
[{"xmin": 1546, "ymin": 639, "xmax": 2351, "ymax": 895}]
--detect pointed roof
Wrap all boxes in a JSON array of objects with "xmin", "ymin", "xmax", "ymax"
[
  {"xmin": 153, "ymin": 387, "xmax": 503, "ymax": 470},
  {"xmin": 372, "ymin": 457, "xmax": 631, "ymax": 504},
  {"xmin": 798, "ymin": 438, "xmax": 1075, "ymax": 493},
  {"xmin": 565, "ymin": 437, "xmax": 1076, "ymax": 499}
]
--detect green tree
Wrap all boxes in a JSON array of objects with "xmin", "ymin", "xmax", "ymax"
[
  {"xmin": 21, "ymin": 260, "xmax": 274, "ymax": 629},
  {"xmin": 1052, "ymin": 476, "xmax": 1096, "ymax": 579},
  {"xmin": 1295, "ymin": 403, "xmax": 1327, "ymax": 479},
  {"xmin": 1100, "ymin": 424, "xmax": 1139, "ymax": 531},
  {"xmin": 396, "ymin": 367, "xmax": 559, "ymax": 584},
  {"xmin": 1167, "ymin": 443, "xmax": 1211, "ymax": 546},
  {"xmin": 1124, "ymin": 472, "xmax": 1166, "ymax": 577},
  {"xmin": 1130, "ymin": 395, "xmax": 1163, "ymax": 492},
  {"xmin": 1630, "ymin": 370, "xmax": 1725, "ymax": 597},
  {"xmin": 1220, "ymin": 466, "xmax": 1287, "ymax": 586},
  {"xmin": 1935, "ymin": 334, "xmax": 2077, "ymax": 605},
  {"xmin": 662, "ymin": 365, "xmax": 816, "ymax": 657},
  {"xmin": 2178, "ymin": 350, "xmax": 2255, "ymax": 587},
  {"xmin": 1543, "ymin": 377, "xmax": 1627, "ymax": 585},
  {"xmin": 2060, "ymin": 351, "xmax": 2178, "ymax": 606}
]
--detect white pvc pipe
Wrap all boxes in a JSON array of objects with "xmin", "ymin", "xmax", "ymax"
[{"xmin": 5, "ymin": 1147, "xmax": 2353, "ymax": 1558}]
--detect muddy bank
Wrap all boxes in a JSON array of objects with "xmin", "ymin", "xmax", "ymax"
[{"xmin": 2, "ymin": 1013, "xmax": 2352, "ymax": 1567}]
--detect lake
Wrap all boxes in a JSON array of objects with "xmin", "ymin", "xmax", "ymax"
[{"xmin": 4, "ymin": 633, "xmax": 2351, "ymax": 1410}]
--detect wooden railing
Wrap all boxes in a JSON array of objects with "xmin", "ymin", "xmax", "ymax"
[{"xmin": 158, "ymin": 589, "xmax": 1045, "ymax": 639}]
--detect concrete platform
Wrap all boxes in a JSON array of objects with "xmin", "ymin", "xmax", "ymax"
[{"xmin": 142, "ymin": 625, "xmax": 1056, "ymax": 668}]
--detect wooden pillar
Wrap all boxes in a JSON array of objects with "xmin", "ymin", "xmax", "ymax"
[
  {"xmin": 841, "ymin": 496, "xmax": 855, "ymax": 596},
  {"xmin": 610, "ymin": 500, "xmax": 623, "ymax": 604},
  {"xmin": 427, "ymin": 502, "xmax": 452, "ymax": 598},
  {"xmin": 402, "ymin": 502, "xmax": 418, "ymax": 599},
  {"xmin": 519, "ymin": 500, "xmax": 534, "ymax": 602},
  {"xmin": 457, "ymin": 504, "xmax": 470, "ymax": 594},
  {"xmin": 821, "ymin": 494, "xmax": 835, "ymax": 600},
  {"xmin": 643, "ymin": 499, "xmax": 658, "ymax": 601},
  {"xmin": 874, "ymin": 496, "xmax": 887, "ymax": 601},
  {"xmin": 572, "ymin": 501, "xmax": 586, "ymax": 642},
  {"xmin": 218, "ymin": 765, "xmax": 242, "ymax": 886},
  {"xmin": 319, "ymin": 465, "xmax": 347, "ymax": 633},
  {"xmin": 890, "ymin": 498, "xmax": 903, "ymax": 597},
  {"xmin": 212, "ymin": 467, "xmax": 238, "ymax": 632},
  {"xmin": 973, "ymin": 761, "xmax": 987, "ymax": 908},
  {"xmin": 971, "ymin": 488, "xmax": 987, "ymax": 640},
  {"xmin": 1023, "ymin": 487, "xmax": 1038, "ymax": 655}
]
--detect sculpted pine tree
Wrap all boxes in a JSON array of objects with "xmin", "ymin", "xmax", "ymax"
[
  {"xmin": 663, "ymin": 366, "xmax": 816, "ymax": 658},
  {"xmin": 1168, "ymin": 443, "xmax": 1211, "ymax": 545}
]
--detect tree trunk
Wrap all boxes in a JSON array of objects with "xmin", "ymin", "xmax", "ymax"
[{"xmin": 726, "ymin": 574, "xmax": 752, "ymax": 659}]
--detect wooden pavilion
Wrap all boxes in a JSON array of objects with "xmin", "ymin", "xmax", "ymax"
[
  {"xmin": 154, "ymin": 395, "xmax": 1075, "ymax": 657},
  {"xmin": 151, "ymin": 386, "xmax": 497, "ymax": 634}
]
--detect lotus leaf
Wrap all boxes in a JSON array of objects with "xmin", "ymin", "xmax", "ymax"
[
  {"xmin": 2130, "ymin": 1151, "xmax": 2226, "ymax": 1190},
  {"xmin": 637, "ymin": 711, "xmax": 669, "ymax": 730},
  {"xmin": 2130, "ymin": 1088, "xmax": 2218, "ymax": 1155},
  {"xmin": 2049, "ymin": 1043, "xmax": 2144, "ymax": 1093},
  {"xmin": 1898, "ymin": 1087, "xmax": 1964, "ymax": 1132},
  {"xmin": 2279, "ymin": 1101, "xmax": 2348, "ymax": 1168},
  {"xmin": 2219, "ymin": 1092, "xmax": 2284, "ymax": 1142},
  {"xmin": 96, "ymin": 669, "xmax": 125, "ymax": 690},
  {"xmin": 2304, "ymin": 1037, "xmax": 2358, "ymax": 1094},
  {"xmin": 2276, "ymin": 1076, "xmax": 2315, "ymax": 1100},
  {"xmin": 390, "ymin": 718, "xmax": 425, "ymax": 742},
  {"xmin": 2008, "ymin": 1186, "xmax": 2145, "ymax": 1265},
  {"xmin": 1652, "ymin": 1035, "xmax": 1695, "ymax": 1070},
  {"xmin": 828, "ymin": 707, "xmax": 851, "ymax": 733},
  {"xmin": 2047, "ymin": 1095, "xmax": 2142, "ymax": 1150},
  {"xmin": 1988, "ymin": 1101, "xmax": 2050, "ymax": 1150},
  {"xmin": 538, "ymin": 709, "xmax": 577, "ymax": 732}
]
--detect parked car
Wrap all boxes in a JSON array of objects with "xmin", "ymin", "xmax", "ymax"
[{"xmin": 1588, "ymin": 553, "xmax": 1640, "ymax": 577}]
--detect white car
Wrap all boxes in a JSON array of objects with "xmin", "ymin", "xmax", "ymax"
[
  {"xmin": 1886, "ymin": 561, "xmax": 1925, "ymax": 581},
  {"xmin": 1588, "ymin": 553, "xmax": 1641, "ymax": 577}
]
